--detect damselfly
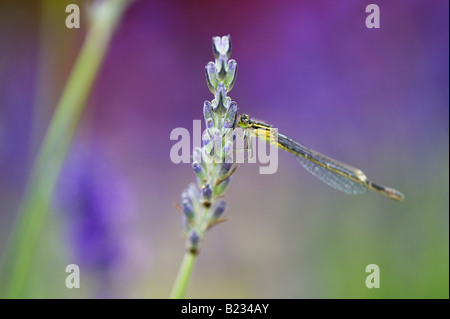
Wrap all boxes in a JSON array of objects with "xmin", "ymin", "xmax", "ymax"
[{"xmin": 236, "ymin": 114, "xmax": 405, "ymax": 201}]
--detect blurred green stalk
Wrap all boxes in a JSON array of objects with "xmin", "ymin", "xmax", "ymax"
[
  {"xmin": 170, "ymin": 252, "xmax": 196, "ymax": 299},
  {"xmin": 2, "ymin": 0, "xmax": 131, "ymax": 298}
]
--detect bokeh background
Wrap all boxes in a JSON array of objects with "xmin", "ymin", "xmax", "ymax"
[{"xmin": 0, "ymin": 0, "xmax": 448, "ymax": 298}]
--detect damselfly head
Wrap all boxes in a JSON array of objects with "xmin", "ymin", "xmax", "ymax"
[{"xmin": 238, "ymin": 114, "xmax": 250, "ymax": 128}]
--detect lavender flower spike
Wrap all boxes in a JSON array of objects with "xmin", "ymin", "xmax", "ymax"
[{"xmin": 179, "ymin": 35, "xmax": 238, "ymax": 254}]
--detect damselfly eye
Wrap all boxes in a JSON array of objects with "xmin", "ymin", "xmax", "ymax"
[{"xmin": 240, "ymin": 114, "xmax": 249, "ymax": 124}]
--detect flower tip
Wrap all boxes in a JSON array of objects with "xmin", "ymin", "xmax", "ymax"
[
  {"xmin": 202, "ymin": 132, "xmax": 210, "ymax": 146},
  {"xmin": 201, "ymin": 184, "xmax": 213, "ymax": 204},
  {"xmin": 212, "ymin": 35, "xmax": 231, "ymax": 59},
  {"xmin": 205, "ymin": 61, "xmax": 218, "ymax": 94},
  {"xmin": 187, "ymin": 230, "xmax": 200, "ymax": 254},
  {"xmin": 192, "ymin": 161, "xmax": 206, "ymax": 180},
  {"xmin": 182, "ymin": 198, "xmax": 195, "ymax": 221}
]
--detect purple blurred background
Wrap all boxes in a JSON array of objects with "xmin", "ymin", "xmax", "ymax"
[{"xmin": 0, "ymin": 0, "xmax": 448, "ymax": 298}]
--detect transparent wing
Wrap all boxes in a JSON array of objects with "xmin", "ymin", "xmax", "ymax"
[
  {"xmin": 277, "ymin": 133, "xmax": 368, "ymax": 195},
  {"xmin": 251, "ymin": 126, "xmax": 404, "ymax": 201},
  {"xmin": 296, "ymin": 156, "xmax": 367, "ymax": 195}
]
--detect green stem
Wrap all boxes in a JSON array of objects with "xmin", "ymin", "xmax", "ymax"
[
  {"xmin": 1, "ymin": 0, "xmax": 131, "ymax": 298},
  {"xmin": 170, "ymin": 252, "xmax": 197, "ymax": 299}
]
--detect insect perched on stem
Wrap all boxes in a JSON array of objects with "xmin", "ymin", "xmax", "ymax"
[{"xmin": 236, "ymin": 114, "xmax": 405, "ymax": 201}]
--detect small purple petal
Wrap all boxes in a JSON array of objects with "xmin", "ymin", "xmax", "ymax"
[
  {"xmin": 192, "ymin": 161, "xmax": 206, "ymax": 180},
  {"xmin": 223, "ymin": 102, "xmax": 237, "ymax": 128},
  {"xmin": 212, "ymin": 201, "xmax": 226, "ymax": 220},
  {"xmin": 182, "ymin": 198, "xmax": 195, "ymax": 222},
  {"xmin": 203, "ymin": 101, "xmax": 214, "ymax": 128},
  {"xmin": 192, "ymin": 147, "xmax": 202, "ymax": 163},
  {"xmin": 212, "ymin": 35, "xmax": 231, "ymax": 59},
  {"xmin": 202, "ymin": 132, "xmax": 210, "ymax": 146},
  {"xmin": 201, "ymin": 184, "xmax": 212, "ymax": 202},
  {"xmin": 205, "ymin": 61, "xmax": 218, "ymax": 94},
  {"xmin": 187, "ymin": 230, "xmax": 200, "ymax": 253},
  {"xmin": 225, "ymin": 59, "xmax": 237, "ymax": 91}
]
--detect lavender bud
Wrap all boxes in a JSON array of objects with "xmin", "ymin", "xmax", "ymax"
[
  {"xmin": 223, "ymin": 101, "xmax": 238, "ymax": 129},
  {"xmin": 224, "ymin": 155, "xmax": 233, "ymax": 164},
  {"xmin": 216, "ymin": 83, "xmax": 226, "ymax": 106},
  {"xmin": 223, "ymin": 140, "xmax": 233, "ymax": 158},
  {"xmin": 212, "ymin": 35, "xmax": 231, "ymax": 59},
  {"xmin": 202, "ymin": 132, "xmax": 210, "ymax": 147},
  {"xmin": 203, "ymin": 137, "xmax": 213, "ymax": 157},
  {"xmin": 213, "ymin": 177, "xmax": 231, "ymax": 197},
  {"xmin": 201, "ymin": 184, "xmax": 212, "ymax": 204},
  {"xmin": 192, "ymin": 147, "xmax": 203, "ymax": 164},
  {"xmin": 203, "ymin": 101, "xmax": 214, "ymax": 129},
  {"xmin": 222, "ymin": 119, "xmax": 232, "ymax": 130},
  {"xmin": 192, "ymin": 161, "xmax": 206, "ymax": 180},
  {"xmin": 207, "ymin": 118, "xmax": 214, "ymax": 131},
  {"xmin": 202, "ymin": 146, "xmax": 213, "ymax": 164},
  {"xmin": 216, "ymin": 56, "xmax": 227, "ymax": 81},
  {"xmin": 212, "ymin": 130, "xmax": 222, "ymax": 161},
  {"xmin": 212, "ymin": 83, "xmax": 228, "ymax": 116},
  {"xmin": 183, "ymin": 183, "xmax": 200, "ymax": 209},
  {"xmin": 182, "ymin": 198, "xmax": 195, "ymax": 222},
  {"xmin": 205, "ymin": 61, "xmax": 218, "ymax": 94},
  {"xmin": 218, "ymin": 163, "xmax": 233, "ymax": 177},
  {"xmin": 224, "ymin": 59, "xmax": 237, "ymax": 91},
  {"xmin": 188, "ymin": 183, "xmax": 199, "ymax": 199},
  {"xmin": 187, "ymin": 230, "xmax": 200, "ymax": 254},
  {"xmin": 181, "ymin": 189, "xmax": 192, "ymax": 205},
  {"xmin": 211, "ymin": 201, "xmax": 226, "ymax": 222}
]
